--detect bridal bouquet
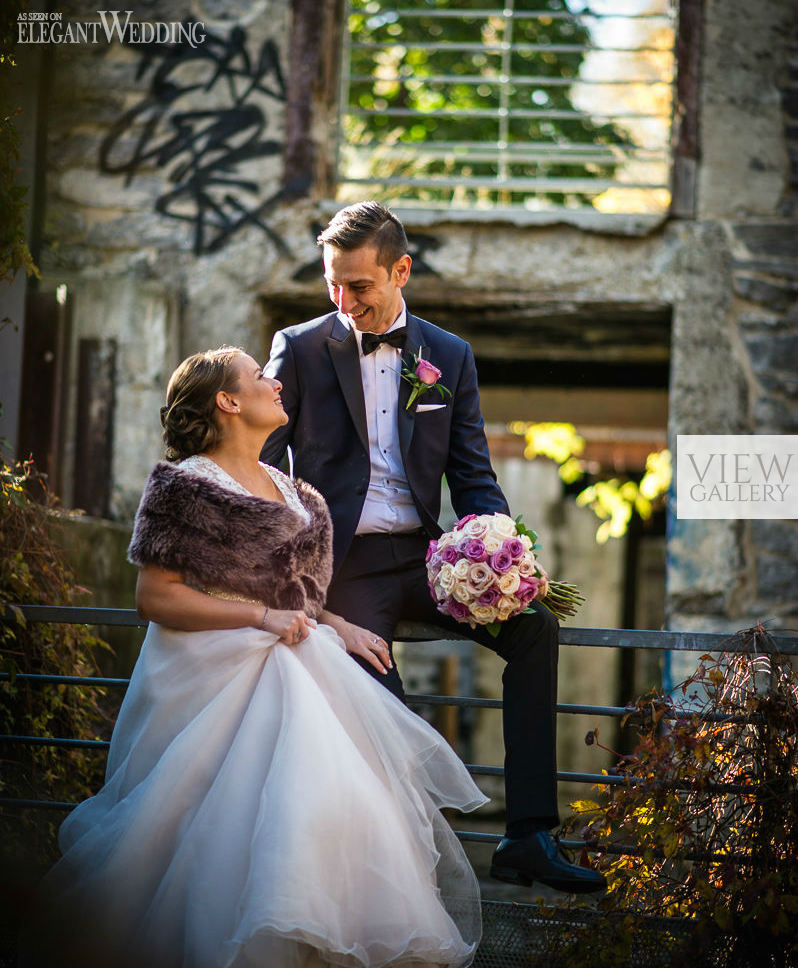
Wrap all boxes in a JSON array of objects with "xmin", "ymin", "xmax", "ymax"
[{"xmin": 426, "ymin": 512, "xmax": 584, "ymax": 636}]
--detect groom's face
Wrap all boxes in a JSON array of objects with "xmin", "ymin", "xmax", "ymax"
[{"xmin": 323, "ymin": 243, "xmax": 411, "ymax": 335}]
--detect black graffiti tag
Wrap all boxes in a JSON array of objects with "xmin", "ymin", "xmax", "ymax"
[{"xmin": 100, "ymin": 25, "xmax": 290, "ymax": 255}]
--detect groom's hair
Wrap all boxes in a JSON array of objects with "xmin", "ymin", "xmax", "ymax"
[{"xmin": 317, "ymin": 201, "xmax": 408, "ymax": 270}]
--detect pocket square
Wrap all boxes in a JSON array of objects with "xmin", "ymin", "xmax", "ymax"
[{"xmin": 416, "ymin": 403, "xmax": 447, "ymax": 412}]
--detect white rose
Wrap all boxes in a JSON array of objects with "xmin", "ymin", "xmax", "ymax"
[
  {"xmin": 497, "ymin": 596, "xmax": 522, "ymax": 621},
  {"xmin": 470, "ymin": 604, "xmax": 499, "ymax": 625},
  {"xmin": 452, "ymin": 583, "xmax": 472, "ymax": 604},
  {"xmin": 483, "ymin": 536, "xmax": 501, "ymax": 555},
  {"xmin": 453, "ymin": 558, "xmax": 470, "ymax": 580},
  {"xmin": 518, "ymin": 553, "xmax": 538, "ymax": 577},
  {"xmin": 491, "ymin": 514, "xmax": 518, "ymax": 539},
  {"xmin": 498, "ymin": 571, "xmax": 521, "ymax": 595},
  {"xmin": 438, "ymin": 563, "xmax": 455, "ymax": 594},
  {"xmin": 520, "ymin": 533, "xmax": 533, "ymax": 551},
  {"xmin": 437, "ymin": 531, "xmax": 455, "ymax": 550},
  {"xmin": 464, "ymin": 516, "xmax": 489, "ymax": 539}
]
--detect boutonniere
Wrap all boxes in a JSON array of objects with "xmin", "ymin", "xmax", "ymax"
[{"xmin": 400, "ymin": 351, "xmax": 452, "ymax": 411}]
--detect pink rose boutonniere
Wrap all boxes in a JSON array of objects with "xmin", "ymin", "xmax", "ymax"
[{"xmin": 401, "ymin": 351, "xmax": 452, "ymax": 410}]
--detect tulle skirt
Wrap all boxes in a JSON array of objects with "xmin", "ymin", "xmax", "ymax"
[{"xmin": 33, "ymin": 622, "xmax": 487, "ymax": 968}]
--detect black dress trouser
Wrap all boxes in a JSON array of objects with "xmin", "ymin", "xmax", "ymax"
[{"xmin": 324, "ymin": 530, "xmax": 561, "ymax": 829}]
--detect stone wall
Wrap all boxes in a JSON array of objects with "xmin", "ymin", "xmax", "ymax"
[{"xmin": 17, "ymin": 0, "xmax": 797, "ymax": 640}]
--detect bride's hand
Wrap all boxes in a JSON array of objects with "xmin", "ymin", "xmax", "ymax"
[
  {"xmin": 261, "ymin": 609, "xmax": 317, "ymax": 646},
  {"xmin": 319, "ymin": 612, "xmax": 392, "ymax": 675}
]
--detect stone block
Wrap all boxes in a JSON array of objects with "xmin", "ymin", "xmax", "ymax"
[
  {"xmin": 743, "ymin": 332, "xmax": 798, "ymax": 382},
  {"xmin": 733, "ymin": 273, "xmax": 798, "ymax": 312},
  {"xmin": 753, "ymin": 394, "xmax": 798, "ymax": 431},
  {"xmin": 751, "ymin": 520, "xmax": 798, "ymax": 558},
  {"xmin": 757, "ymin": 552, "xmax": 798, "ymax": 602},
  {"xmin": 732, "ymin": 222, "xmax": 798, "ymax": 259}
]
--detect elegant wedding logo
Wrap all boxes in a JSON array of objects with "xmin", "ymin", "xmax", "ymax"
[
  {"xmin": 676, "ymin": 435, "xmax": 797, "ymax": 519},
  {"xmin": 17, "ymin": 10, "xmax": 207, "ymax": 47}
]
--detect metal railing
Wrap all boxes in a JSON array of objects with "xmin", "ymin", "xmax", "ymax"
[
  {"xmin": 337, "ymin": 1, "xmax": 676, "ymax": 212},
  {"xmin": 3, "ymin": 605, "xmax": 796, "ymax": 854}
]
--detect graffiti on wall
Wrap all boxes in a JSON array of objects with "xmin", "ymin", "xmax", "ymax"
[{"xmin": 100, "ymin": 24, "xmax": 290, "ymax": 255}]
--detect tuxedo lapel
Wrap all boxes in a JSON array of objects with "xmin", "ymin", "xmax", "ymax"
[
  {"xmin": 398, "ymin": 315, "xmax": 429, "ymax": 460},
  {"xmin": 326, "ymin": 320, "xmax": 369, "ymax": 454}
]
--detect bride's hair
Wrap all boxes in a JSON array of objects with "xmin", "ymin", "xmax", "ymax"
[{"xmin": 161, "ymin": 346, "xmax": 243, "ymax": 461}]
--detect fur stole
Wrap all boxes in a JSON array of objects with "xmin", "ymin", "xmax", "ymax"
[{"xmin": 127, "ymin": 461, "xmax": 333, "ymax": 619}]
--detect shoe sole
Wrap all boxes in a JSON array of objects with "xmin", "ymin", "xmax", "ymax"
[{"xmin": 490, "ymin": 864, "xmax": 606, "ymax": 894}]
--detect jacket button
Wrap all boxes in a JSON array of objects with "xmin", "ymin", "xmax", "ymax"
[{"xmin": 355, "ymin": 485, "xmax": 366, "ymax": 495}]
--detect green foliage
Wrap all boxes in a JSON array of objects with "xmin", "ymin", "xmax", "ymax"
[
  {"xmin": 344, "ymin": 0, "xmax": 630, "ymax": 207},
  {"xmin": 557, "ymin": 628, "xmax": 798, "ymax": 967},
  {"xmin": 0, "ymin": 458, "xmax": 114, "ymax": 868},
  {"xmin": 510, "ymin": 421, "xmax": 672, "ymax": 543}
]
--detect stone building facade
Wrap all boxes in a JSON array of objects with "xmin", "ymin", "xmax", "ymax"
[{"xmin": 3, "ymin": 0, "xmax": 796, "ymax": 640}]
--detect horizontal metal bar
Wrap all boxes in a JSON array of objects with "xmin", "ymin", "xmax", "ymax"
[
  {"xmin": 351, "ymin": 42, "xmax": 671, "ymax": 54},
  {"xmin": 364, "ymin": 9, "xmax": 672, "ymax": 21},
  {"xmin": 347, "ymin": 74, "xmax": 674, "ymax": 87},
  {"xmin": 0, "ymin": 672, "xmax": 130, "ymax": 687},
  {"xmin": 9, "ymin": 607, "xmax": 797, "ymax": 654},
  {"xmin": 0, "ymin": 798, "xmax": 78, "ymax": 810},
  {"xmin": 347, "ymin": 143, "xmax": 666, "ymax": 159},
  {"xmin": 453, "ymin": 829, "xmax": 502, "ymax": 844},
  {"xmin": 340, "ymin": 176, "xmax": 666, "ymax": 191},
  {"xmin": 345, "ymin": 148, "xmax": 665, "ymax": 166},
  {"xmin": 5, "ymin": 605, "xmax": 148, "ymax": 627},
  {"xmin": 0, "ymin": 734, "xmax": 109, "ymax": 750},
  {"xmin": 346, "ymin": 107, "xmax": 663, "ymax": 120}
]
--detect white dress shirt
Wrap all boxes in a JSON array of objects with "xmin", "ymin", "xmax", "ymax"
[{"xmin": 341, "ymin": 303, "xmax": 423, "ymax": 534}]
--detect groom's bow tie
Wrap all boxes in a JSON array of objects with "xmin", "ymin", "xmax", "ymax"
[{"xmin": 360, "ymin": 330, "xmax": 406, "ymax": 355}]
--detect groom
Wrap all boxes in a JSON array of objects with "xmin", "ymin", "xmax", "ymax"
[{"xmin": 262, "ymin": 201, "xmax": 604, "ymax": 894}]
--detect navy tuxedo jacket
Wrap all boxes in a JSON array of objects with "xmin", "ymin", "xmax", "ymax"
[{"xmin": 262, "ymin": 310, "xmax": 509, "ymax": 573}]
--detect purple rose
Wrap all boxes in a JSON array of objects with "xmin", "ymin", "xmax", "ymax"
[
  {"xmin": 478, "ymin": 586, "xmax": 502, "ymax": 607},
  {"xmin": 503, "ymin": 537, "xmax": 525, "ymax": 561},
  {"xmin": 447, "ymin": 600, "xmax": 471, "ymax": 622},
  {"xmin": 454, "ymin": 513, "xmax": 477, "ymax": 532},
  {"xmin": 516, "ymin": 577, "xmax": 541, "ymax": 604},
  {"xmin": 489, "ymin": 549, "xmax": 514, "ymax": 574},
  {"xmin": 440, "ymin": 544, "xmax": 460, "ymax": 565},
  {"xmin": 458, "ymin": 538, "xmax": 488, "ymax": 562},
  {"xmin": 425, "ymin": 539, "xmax": 438, "ymax": 563}
]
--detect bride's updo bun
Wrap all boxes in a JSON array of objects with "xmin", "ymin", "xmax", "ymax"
[{"xmin": 161, "ymin": 346, "xmax": 242, "ymax": 461}]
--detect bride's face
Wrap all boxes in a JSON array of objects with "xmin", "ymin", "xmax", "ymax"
[{"xmin": 227, "ymin": 354, "xmax": 288, "ymax": 431}]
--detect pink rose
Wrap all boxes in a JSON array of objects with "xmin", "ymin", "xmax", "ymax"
[
  {"xmin": 454, "ymin": 513, "xmax": 477, "ymax": 531},
  {"xmin": 440, "ymin": 544, "xmax": 460, "ymax": 565},
  {"xmin": 517, "ymin": 577, "xmax": 542, "ymax": 604},
  {"xmin": 425, "ymin": 539, "xmax": 438, "ymax": 563},
  {"xmin": 489, "ymin": 549, "xmax": 514, "ymax": 574},
  {"xmin": 445, "ymin": 600, "xmax": 471, "ymax": 622},
  {"xmin": 415, "ymin": 359, "xmax": 442, "ymax": 386},
  {"xmin": 477, "ymin": 586, "xmax": 502, "ymax": 607},
  {"xmin": 503, "ymin": 537, "xmax": 525, "ymax": 561}
]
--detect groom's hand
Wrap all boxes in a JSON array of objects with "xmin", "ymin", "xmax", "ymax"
[{"xmin": 319, "ymin": 612, "xmax": 392, "ymax": 675}]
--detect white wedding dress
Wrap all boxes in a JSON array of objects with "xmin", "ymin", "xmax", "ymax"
[{"xmin": 38, "ymin": 459, "xmax": 487, "ymax": 968}]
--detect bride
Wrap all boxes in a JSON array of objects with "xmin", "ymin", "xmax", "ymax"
[{"xmin": 31, "ymin": 346, "xmax": 487, "ymax": 968}]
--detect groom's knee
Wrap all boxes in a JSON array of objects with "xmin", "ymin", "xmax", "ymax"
[{"xmin": 500, "ymin": 605, "xmax": 559, "ymax": 665}]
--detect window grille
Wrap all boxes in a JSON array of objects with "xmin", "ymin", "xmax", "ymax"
[{"xmin": 336, "ymin": 1, "xmax": 676, "ymax": 218}]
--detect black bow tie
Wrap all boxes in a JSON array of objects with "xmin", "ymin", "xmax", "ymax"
[{"xmin": 361, "ymin": 330, "xmax": 406, "ymax": 356}]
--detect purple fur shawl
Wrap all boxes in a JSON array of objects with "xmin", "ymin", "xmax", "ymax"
[{"xmin": 127, "ymin": 461, "xmax": 333, "ymax": 619}]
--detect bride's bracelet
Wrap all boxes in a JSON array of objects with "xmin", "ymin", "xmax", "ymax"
[{"xmin": 258, "ymin": 606, "xmax": 270, "ymax": 631}]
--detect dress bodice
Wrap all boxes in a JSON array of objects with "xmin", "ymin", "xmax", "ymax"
[{"xmin": 179, "ymin": 455, "xmax": 310, "ymax": 524}]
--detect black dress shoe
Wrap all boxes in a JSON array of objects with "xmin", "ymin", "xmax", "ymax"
[{"xmin": 490, "ymin": 831, "xmax": 606, "ymax": 894}]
